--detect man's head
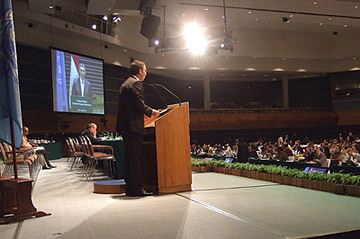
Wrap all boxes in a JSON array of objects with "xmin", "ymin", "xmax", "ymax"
[
  {"xmin": 130, "ymin": 60, "xmax": 147, "ymax": 82},
  {"xmin": 86, "ymin": 123, "xmax": 97, "ymax": 134},
  {"xmin": 23, "ymin": 126, "xmax": 29, "ymax": 136},
  {"xmin": 79, "ymin": 63, "xmax": 86, "ymax": 80}
]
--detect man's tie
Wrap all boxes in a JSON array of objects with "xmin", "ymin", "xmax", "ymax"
[{"xmin": 81, "ymin": 79, "xmax": 85, "ymax": 97}]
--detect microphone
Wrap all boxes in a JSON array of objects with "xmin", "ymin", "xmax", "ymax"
[
  {"xmin": 153, "ymin": 83, "xmax": 181, "ymax": 106},
  {"xmin": 143, "ymin": 83, "xmax": 167, "ymax": 109}
]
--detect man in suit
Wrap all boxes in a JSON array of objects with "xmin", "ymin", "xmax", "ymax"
[
  {"xmin": 81, "ymin": 123, "xmax": 100, "ymax": 145},
  {"xmin": 116, "ymin": 60, "xmax": 160, "ymax": 197},
  {"xmin": 71, "ymin": 63, "xmax": 92, "ymax": 97}
]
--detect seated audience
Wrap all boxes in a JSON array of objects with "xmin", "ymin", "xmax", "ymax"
[
  {"xmin": 304, "ymin": 147, "xmax": 314, "ymax": 162},
  {"xmin": 292, "ymin": 140, "xmax": 302, "ymax": 153},
  {"xmin": 330, "ymin": 144, "xmax": 343, "ymax": 166},
  {"xmin": 283, "ymin": 143, "xmax": 293, "ymax": 157},
  {"xmin": 248, "ymin": 145, "xmax": 258, "ymax": 158},
  {"xmin": 343, "ymin": 148, "xmax": 359, "ymax": 166},
  {"xmin": 313, "ymin": 147, "xmax": 328, "ymax": 167},
  {"xmin": 275, "ymin": 146, "xmax": 288, "ymax": 161}
]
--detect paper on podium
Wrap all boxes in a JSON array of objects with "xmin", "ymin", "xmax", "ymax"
[{"xmin": 144, "ymin": 108, "xmax": 168, "ymax": 128}]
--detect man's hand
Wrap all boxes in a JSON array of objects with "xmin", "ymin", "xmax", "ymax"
[{"xmin": 152, "ymin": 110, "xmax": 160, "ymax": 118}]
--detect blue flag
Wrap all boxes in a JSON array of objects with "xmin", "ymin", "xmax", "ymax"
[
  {"xmin": 0, "ymin": 0, "xmax": 23, "ymax": 149},
  {"xmin": 55, "ymin": 50, "xmax": 68, "ymax": 111}
]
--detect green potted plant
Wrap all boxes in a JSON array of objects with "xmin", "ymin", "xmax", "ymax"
[{"xmin": 343, "ymin": 175, "xmax": 360, "ymax": 197}]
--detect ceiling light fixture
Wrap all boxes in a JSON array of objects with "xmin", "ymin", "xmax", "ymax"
[
  {"xmin": 112, "ymin": 16, "xmax": 122, "ymax": 23},
  {"xmin": 273, "ymin": 68, "xmax": 284, "ymax": 72},
  {"xmin": 103, "ymin": 15, "xmax": 108, "ymax": 21},
  {"xmin": 91, "ymin": 24, "xmax": 97, "ymax": 30}
]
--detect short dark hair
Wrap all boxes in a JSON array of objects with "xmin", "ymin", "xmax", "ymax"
[{"xmin": 130, "ymin": 60, "xmax": 146, "ymax": 75}]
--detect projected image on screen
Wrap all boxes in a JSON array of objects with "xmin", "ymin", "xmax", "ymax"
[{"xmin": 51, "ymin": 48, "xmax": 104, "ymax": 115}]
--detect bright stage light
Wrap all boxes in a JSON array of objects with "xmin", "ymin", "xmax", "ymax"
[{"xmin": 183, "ymin": 22, "xmax": 207, "ymax": 55}]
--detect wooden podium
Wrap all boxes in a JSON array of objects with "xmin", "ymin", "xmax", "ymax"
[{"xmin": 142, "ymin": 102, "xmax": 192, "ymax": 194}]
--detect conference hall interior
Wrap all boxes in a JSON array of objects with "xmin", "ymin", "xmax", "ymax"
[{"xmin": 1, "ymin": 0, "xmax": 360, "ymax": 238}]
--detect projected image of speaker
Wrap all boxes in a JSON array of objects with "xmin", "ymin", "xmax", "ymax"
[{"xmin": 140, "ymin": 14, "xmax": 160, "ymax": 39}]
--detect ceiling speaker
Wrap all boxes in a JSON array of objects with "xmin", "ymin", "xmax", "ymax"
[{"xmin": 140, "ymin": 14, "xmax": 160, "ymax": 39}]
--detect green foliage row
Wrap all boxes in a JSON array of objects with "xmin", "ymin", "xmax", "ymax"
[{"xmin": 191, "ymin": 158, "xmax": 360, "ymax": 186}]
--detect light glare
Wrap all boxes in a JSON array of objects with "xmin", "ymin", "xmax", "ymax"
[{"xmin": 184, "ymin": 22, "xmax": 207, "ymax": 55}]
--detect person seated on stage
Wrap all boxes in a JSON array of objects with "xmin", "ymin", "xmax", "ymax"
[
  {"xmin": 21, "ymin": 126, "xmax": 56, "ymax": 170},
  {"xmin": 81, "ymin": 123, "xmax": 100, "ymax": 145}
]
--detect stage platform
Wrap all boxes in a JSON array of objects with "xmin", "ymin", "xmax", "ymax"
[{"xmin": 1, "ymin": 159, "xmax": 359, "ymax": 239}]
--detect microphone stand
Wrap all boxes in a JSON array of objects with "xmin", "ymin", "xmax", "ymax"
[
  {"xmin": 144, "ymin": 83, "xmax": 167, "ymax": 109},
  {"xmin": 153, "ymin": 83, "xmax": 181, "ymax": 106}
]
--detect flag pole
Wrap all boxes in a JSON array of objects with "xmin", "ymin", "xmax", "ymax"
[{"xmin": 9, "ymin": 115, "xmax": 18, "ymax": 179}]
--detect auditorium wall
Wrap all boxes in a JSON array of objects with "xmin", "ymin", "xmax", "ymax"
[{"xmin": 17, "ymin": 44, "xmax": 359, "ymax": 143}]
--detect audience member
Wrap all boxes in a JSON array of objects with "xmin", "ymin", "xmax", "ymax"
[
  {"xmin": 283, "ymin": 143, "xmax": 293, "ymax": 157},
  {"xmin": 313, "ymin": 147, "xmax": 328, "ymax": 167},
  {"xmin": 275, "ymin": 146, "xmax": 288, "ymax": 161},
  {"xmin": 330, "ymin": 144, "xmax": 343, "ymax": 166}
]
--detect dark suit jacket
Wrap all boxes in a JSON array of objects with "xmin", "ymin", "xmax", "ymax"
[
  {"xmin": 116, "ymin": 76, "xmax": 153, "ymax": 135},
  {"xmin": 237, "ymin": 143, "xmax": 249, "ymax": 163},
  {"xmin": 81, "ymin": 129, "xmax": 99, "ymax": 145},
  {"xmin": 71, "ymin": 78, "xmax": 92, "ymax": 97}
]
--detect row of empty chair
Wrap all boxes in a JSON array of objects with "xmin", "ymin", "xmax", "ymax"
[
  {"xmin": 66, "ymin": 136, "xmax": 115, "ymax": 180},
  {"xmin": 0, "ymin": 142, "xmax": 41, "ymax": 182}
]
